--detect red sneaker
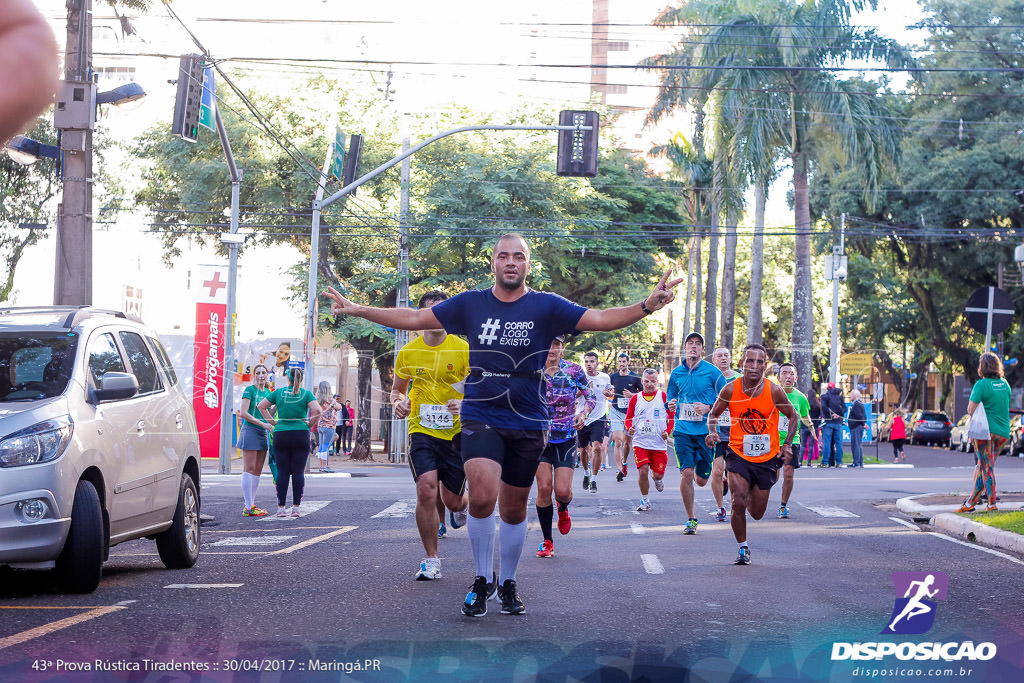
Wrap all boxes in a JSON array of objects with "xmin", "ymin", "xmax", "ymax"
[
  {"xmin": 535, "ymin": 539, "xmax": 554, "ymax": 558},
  {"xmin": 557, "ymin": 507, "xmax": 572, "ymax": 535}
]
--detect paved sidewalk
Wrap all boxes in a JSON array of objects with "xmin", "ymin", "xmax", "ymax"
[
  {"xmin": 199, "ymin": 441, "xmax": 405, "ymax": 477},
  {"xmin": 896, "ymin": 491, "xmax": 1024, "ymax": 556}
]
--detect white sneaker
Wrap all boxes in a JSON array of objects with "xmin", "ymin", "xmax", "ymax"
[
  {"xmin": 654, "ymin": 478, "xmax": 664, "ymax": 492},
  {"xmin": 415, "ymin": 558, "xmax": 442, "ymax": 580},
  {"xmin": 450, "ymin": 508, "xmax": 468, "ymax": 529},
  {"xmin": 637, "ymin": 499, "xmax": 651, "ymax": 511}
]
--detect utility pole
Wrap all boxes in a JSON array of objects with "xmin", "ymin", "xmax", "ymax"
[
  {"xmin": 55, "ymin": 0, "xmax": 93, "ymax": 305},
  {"xmin": 390, "ymin": 139, "xmax": 411, "ymax": 464},
  {"xmin": 215, "ymin": 103, "xmax": 242, "ymax": 475},
  {"xmin": 828, "ymin": 213, "xmax": 847, "ymax": 385}
]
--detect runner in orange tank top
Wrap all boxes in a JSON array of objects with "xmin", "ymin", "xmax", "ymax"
[{"xmin": 705, "ymin": 343, "xmax": 798, "ymax": 565}]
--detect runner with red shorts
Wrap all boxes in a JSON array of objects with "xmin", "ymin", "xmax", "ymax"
[
  {"xmin": 625, "ymin": 369, "xmax": 674, "ymax": 511},
  {"xmin": 705, "ymin": 344, "xmax": 798, "ymax": 565}
]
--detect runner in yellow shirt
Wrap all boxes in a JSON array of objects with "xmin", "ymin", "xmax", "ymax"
[{"xmin": 392, "ymin": 291, "xmax": 471, "ymax": 581}]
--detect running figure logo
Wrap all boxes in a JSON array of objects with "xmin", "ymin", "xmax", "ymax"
[
  {"xmin": 478, "ymin": 318, "xmax": 501, "ymax": 345},
  {"xmin": 882, "ymin": 571, "xmax": 949, "ymax": 635}
]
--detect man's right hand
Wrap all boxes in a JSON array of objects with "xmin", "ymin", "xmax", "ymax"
[
  {"xmin": 393, "ymin": 398, "xmax": 411, "ymax": 419},
  {"xmin": 324, "ymin": 286, "xmax": 359, "ymax": 317}
]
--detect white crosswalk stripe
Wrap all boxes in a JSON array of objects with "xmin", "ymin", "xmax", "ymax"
[
  {"xmin": 210, "ymin": 536, "xmax": 296, "ymax": 546},
  {"xmin": 800, "ymin": 503, "xmax": 859, "ymax": 517},
  {"xmin": 371, "ymin": 500, "xmax": 416, "ymax": 518},
  {"xmin": 640, "ymin": 554, "xmax": 664, "ymax": 574}
]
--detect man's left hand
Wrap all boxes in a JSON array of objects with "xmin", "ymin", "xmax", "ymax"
[{"xmin": 643, "ymin": 269, "xmax": 685, "ymax": 313}]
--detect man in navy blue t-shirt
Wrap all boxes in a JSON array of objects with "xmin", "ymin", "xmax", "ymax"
[{"xmin": 325, "ymin": 232, "xmax": 681, "ymax": 617}]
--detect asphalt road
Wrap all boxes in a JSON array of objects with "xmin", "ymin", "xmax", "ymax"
[{"xmin": 1, "ymin": 442, "xmax": 1022, "ymax": 682}]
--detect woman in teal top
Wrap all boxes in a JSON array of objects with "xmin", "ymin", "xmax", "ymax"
[
  {"xmin": 259, "ymin": 367, "xmax": 322, "ymax": 517},
  {"xmin": 238, "ymin": 364, "xmax": 273, "ymax": 517},
  {"xmin": 959, "ymin": 352, "xmax": 1011, "ymax": 513}
]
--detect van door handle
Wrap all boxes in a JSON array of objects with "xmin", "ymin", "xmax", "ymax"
[
  {"xmin": 175, "ymin": 414, "xmax": 183, "ymax": 429},
  {"xmin": 136, "ymin": 420, "xmax": 146, "ymax": 434}
]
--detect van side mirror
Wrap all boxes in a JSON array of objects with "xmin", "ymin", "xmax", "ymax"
[{"xmin": 89, "ymin": 372, "xmax": 139, "ymax": 403}]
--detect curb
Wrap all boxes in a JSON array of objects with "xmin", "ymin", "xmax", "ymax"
[
  {"xmin": 930, "ymin": 513, "xmax": 1024, "ymax": 555},
  {"xmin": 895, "ymin": 494, "xmax": 946, "ymax": 522}
]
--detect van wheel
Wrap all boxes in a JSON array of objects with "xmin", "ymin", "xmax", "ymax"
[
  {"xmin": 156, "ymin": 475, "xmax": 200, "ymax": 569},
  {"xmin": 54, "ymin": 480, "xmax": 104, "ymax": 593}
]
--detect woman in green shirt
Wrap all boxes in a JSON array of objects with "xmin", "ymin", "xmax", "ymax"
[
  {"xmin": 238, "ymin": 364, "xmax": 273, "ymax": 517},
  {"xmin": 259, "ymin": 367, "xmax": 322, "ymax": 517},
  {"xmin": 959, "ymin": 352, "xmax": 1011, "ymax": 513}
]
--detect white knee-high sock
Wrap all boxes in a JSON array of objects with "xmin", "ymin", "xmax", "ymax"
[
  {"xmin": 498, "ymin": 519, "xmax": 528, "ymax": 585},
  {"xmin": 466, "ymin": 513, "xmax": 496, "ymax": 579},
  {"xmin": 241, "ymin": 472, "xmax": 254, "ymax": 509}
]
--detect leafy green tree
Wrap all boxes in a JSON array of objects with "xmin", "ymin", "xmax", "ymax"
[
  {"xmin": 811, "ymin": 0, "xmax": 1024, "ymax": 401},
  {"xmin": 648, "ymin": 0, "xmax": 913, "ymax": 392},
  {"xmin": 1, "ymin": 118, "xmax": 60, "ymax": 303}
]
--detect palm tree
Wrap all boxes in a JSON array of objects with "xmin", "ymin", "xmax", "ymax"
[
  {"xmin": 652, "ymin": 133, "xmax": 712, "ymax": 342},
  {"xmin": 648, "ymin": 0, "xmax": 912, "ymax": 391}
]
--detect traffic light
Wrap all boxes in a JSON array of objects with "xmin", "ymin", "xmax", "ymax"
[
  {"xmin": 171, "ymin": 54, "xmax": 204, "ymax": 143},
  {"xmin": 556, "ymin": 110, "xmax": 599, "ymax": 177},
  {"xmin": 342, "ymin": 134, "xmax": 363, "ymax": 190}
]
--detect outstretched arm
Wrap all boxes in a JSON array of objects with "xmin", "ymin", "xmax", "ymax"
[
  {"xmin": 324, "ymin": 286, "xmax": 441, "ymax": 331},
  {"xmin": 576, "ymin": 270, "xmax": 684, "ymax": 332},
  {"xmin": 0, "ymin": 0, "xmax": 58, "ymax": 142}
]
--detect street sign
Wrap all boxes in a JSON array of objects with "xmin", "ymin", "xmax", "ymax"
[
  {"xmin": 840, "ymin": 353, "xmax": 873, "ymax": 376},
  {"xmin": 198, "ymin": 66, "xmax": 215, "ymax": 131},
  {"xmin": 330, "ymin": 126, "xmax": 346, "ymax": 181},
  {"xmin": 965, "ymin": 287, "xmax": 1014, "ymax": 335}
]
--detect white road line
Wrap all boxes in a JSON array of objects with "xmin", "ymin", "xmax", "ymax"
[
  {"xmin": 371, "ymin": 500, "xmax": 416, "ymax": 518},
  {"xmin": 640, "ymin": 554, "xmax": 664, "ymax": 574},
  {"xmin": 630, "ymin": 523, "xmax": 646, "ymax": 535},
  {"xmin": 800, "ymin": 503, "xmax": 859, "ymax": 518},
  {"xmin": 889, "ymin": 516, "xmax": 921, "ymax": 530},
  {"xmin": 164, "ymin": 584, "xmax": 244, "ymax": 589},
  {"xmin": 259, "ymin": 500, "xmax": 331, "ymax": 520},
  {"xmin": 210, "ymin": 535, "xmax": 296, "ymax": 547},
  {"xmin": 926, "ymin": 532, "xmax": 1024, "ymax": 566}
]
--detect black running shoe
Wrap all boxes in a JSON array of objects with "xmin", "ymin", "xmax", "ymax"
[
  {"xmin": 497, "ymin": 579, "xmax": 526, "ymax": 615},
  {"xmin": 461, "ymin": 572, "xmax": 497, "ymax": 617}
]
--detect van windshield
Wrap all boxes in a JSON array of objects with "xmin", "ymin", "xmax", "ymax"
[{"xmin": 0, "ymin": 332, "xmax": 78, "ymax": 402}]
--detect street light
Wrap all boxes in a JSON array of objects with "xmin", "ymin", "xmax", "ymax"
[
  {"xmin": 95, "ymin": 82, "xmax": 146, "ymax": 106},
  {"xmin": 4, "ymin": 135, "xmax": 59, "ymax": 164}
]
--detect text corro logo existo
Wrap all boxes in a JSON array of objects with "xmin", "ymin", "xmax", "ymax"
[{"xmin": 830, "ymin": 571, "xmax": 997, "ymax": 663}]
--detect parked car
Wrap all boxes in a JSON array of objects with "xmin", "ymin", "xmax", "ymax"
[
  {"xmin": 950, "ymin": 414, "xmax": 974, "ymax": 452},
  {"xmin": 908, "ymin": 410, "xmax": 953, "ymax": 447},
  {"xmin": 877, "ymin": 412, "xmax": 896, "ymax": 442},
  {"xmin": 0, "ymin": 307, "xmax": 202, "ymax": 593},
  {"xmin": 1005, "ymin": 410, "xmax": 1024, "ymax": 456}
]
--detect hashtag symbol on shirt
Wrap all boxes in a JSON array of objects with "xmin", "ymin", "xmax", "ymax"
[{"xmin": 478, "ymin": 318, "xmax": 501, "ymax": 345}]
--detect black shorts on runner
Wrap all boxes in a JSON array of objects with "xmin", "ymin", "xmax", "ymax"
[
  {"xmin": 783, "ymin": 444, "xmax": 801, "ymax": 469},
  {"xmin": 409, "ymin": 432, "xmax": 466, "ymax": 496},
  {"xmin": 578, "ymin": 420, "xmax": 606, "ymax": 449},
  {"xmin": 715, "ymin": 439, "xmax": 729, "ymax": 460},
  {"xmin": 461, "ymin": 419, "xmax": 549, "ymax": 488},
  {"xmin": 540, "ymin": 438, "xmax": 578, "ymax": 469},
  {"xmin": 724, "ymin": 449, "xmax": 780, "ymax": 491}
]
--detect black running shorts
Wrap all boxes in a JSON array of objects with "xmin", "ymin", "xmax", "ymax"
[
  {"xmin": 782, "ymin": 444, "xmax": 801, "ymax": 469},
  {"xmin": 540, "ymin": 437, "xmax": 578, "ymax": 469},
  {"xmin": 460, "ymin": 419, "xmax": 549, "ymax": 488},
  {"xmin": 409, "ymin": 432, "xmax": 466, "ymax": 496},
  {"xmin": 724, "ymin": 449, "xmax": 779, "ymax": 491},
  {"xmin": 578, "ymin": 419, "xmax": 606, "ymax": 449}
]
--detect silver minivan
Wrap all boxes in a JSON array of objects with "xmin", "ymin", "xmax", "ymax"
[{"xmin": 0, "ymin": 307, "xmax": 201, "ymax": 592}]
